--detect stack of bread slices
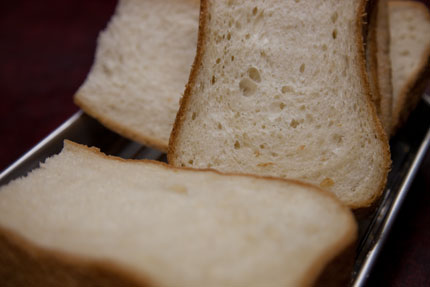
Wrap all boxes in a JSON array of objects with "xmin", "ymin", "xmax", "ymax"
[{"xmin": 1, "ymin": 0, "xmax": 430, "ymax": 286}]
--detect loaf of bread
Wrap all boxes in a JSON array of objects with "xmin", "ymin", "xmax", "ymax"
[
  {"xmin": 389, "ymin": 1, "xmax": 430, "ymax": 131},
  {"xmin": 74, "ymin": 0, "xmax": 199, "ymax": 151},
  {"xmin": 366, "ymin": 0, "xmax": 393, "ymax": 135},
  {"xmin": 0, "ymin": 141, "xmax": 356, "ymax": 287},
  {"xmin": 169, "ymin": 0, "xmax": 391, "ymax": 208}
]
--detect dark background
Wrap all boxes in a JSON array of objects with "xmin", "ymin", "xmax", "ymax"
[{"xmin": 0, "ymin": 0, "xmax": 429, "ymax": 286}]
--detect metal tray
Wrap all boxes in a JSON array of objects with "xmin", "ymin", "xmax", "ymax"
[{"xmin": 1, "ymin": 94, "xmax": 429, "ymax": 286}]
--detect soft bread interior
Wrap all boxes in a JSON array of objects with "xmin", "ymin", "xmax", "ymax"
[
  {"xmin": 169, "ymin": 0, "xmax": 390, "ymax": 208},
  {"xmin": 0, "ymin": 141, "xmax": 356, "ymax": 287},
  {"xmin": 75, "ymin": 0, "xmax": 199, "ymax": 151},
  {"xmin": 389, "ymin": 1, "xmax": 430, "ymax": 129}
]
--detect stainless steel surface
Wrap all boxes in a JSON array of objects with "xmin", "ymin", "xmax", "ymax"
[
  {"xmin": 352, "ymin": 127, "xmax": 430, "ymax": 287},
  {"xmin": 1, "ymin": 95, "xmax": 429, "ymax": 285}
]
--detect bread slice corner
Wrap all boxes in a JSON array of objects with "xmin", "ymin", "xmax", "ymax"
[{"xmin": 74, "ymin": 0, "xmax": 200, "ymax": 152}]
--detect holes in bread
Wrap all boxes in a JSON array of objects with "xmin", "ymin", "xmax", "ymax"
[
  {"xmin": 248, "ymin": 67, "xmax": 261, "ymax": 82},
  {"xmin": 281, "ymin": 85, "xmax": 293, "ymax": 93},
  {"xmin": 231, "ymin": 55, "xmax": 235, "ymax": 61},
  {"xmin": 217, "ymin": 123, "xmax": 223, "ymax": 130},
  {"xmin": 400, "ymin": 50, "xmax": 410, "ymax": 56},
  {"xmin": 227, "ymin": 32, "xmax": 231, "ymax": 40},
  {"xmin": 322, "ymin": 44, "xmax": 328, "ymax": 51},
  {"xmin": 245, "ymin": 34, "xmax": 251, "ymax": 40},
  {"xmin": 235, "ymin": 21, "xmax": 242, "ymax": 29},
  {"xmin": 332, "ymin": 29, "xmax": 337, "ymax": 39},
  {"xmin": 279, "ymin": 102, "xmax": 286, "ymax": 110},
  {"xmin": 239, "ymin": 78, "xmax": 257, "ymax": 96},
  {"xmin": 299, "ymin": 63, "xmax": 305, "ymax": 73},
  {"xmin": 191, "ymin": 112, "xmax": 197, "ymax": 120},
  {"xmin": 290, "ymin": 119, "xmax": 300, "ymax": 128},
  {"xmin": 252, "ymin": 7, "xmax": 258, "ymax": 15},
  {"xmin": 332, "ymin": 133, "xmax": 343, "ymax": 144},
  {"xmin": 216, "ymin": 58, "xmax": 221, "ymax": 64},
  {"xmin": 211, "ymin": 75, "xmax": 216, "ymax": 85},
  {"xmin": 234, "ymin": 140, "xmax": 241, "ymax": 149},
  {"xmin": 188, "ymin": 160, "xmax": 194, "ymax": 165},
  {"xmin": 331, "ymin": 12, "xmax": 338, "ymax": 23}
]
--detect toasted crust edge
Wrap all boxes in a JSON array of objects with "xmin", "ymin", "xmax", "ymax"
[
  {"xmin": 390, "ymin": 1, "xmax": 430, "ymax": 132},
  {"xmin": 366, "ymin": 0, "xmax": 393, "ymax": 135},
  {"xmin": 0, "ymin": 140, "xmax": 357, "ymax": 287},
  {"xmin": 356, "ymin": 0, "xmax": 392, "ymax": 209},
  {"xmin": 0, "ymin": 224, "xmax": 153, "ymax": 287},
  {"xmin": 168, "ymin": 0, "xmax": 391, "ymax": 209}
]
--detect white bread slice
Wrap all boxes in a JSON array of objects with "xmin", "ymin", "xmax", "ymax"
[
  {"xmin": 389, "ymin": 1, "xmax": 430, "ymax": 131},
  {"xmin": 0, "ymin": 141, "xmax": 356, "ymax": 287},
  {"xmin": 74, "ymin": 0, "xmax": 199, "ymax": 151},
  {"xmin": 366, "ymin": 0, "xmax": 393, "ymax": 135},
  {"xmin": 168, "ymin": 0, "xmax": 391, "ymax": 208}
]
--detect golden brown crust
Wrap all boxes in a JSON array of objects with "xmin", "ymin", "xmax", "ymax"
[
  {"xmin": 74, "ymin": 95, "xmax": 168, "ymax": 153},
  {"xmin": 168, "ymin": 0, "xmax": 208, "ymax": 162},
  {"xmin": 390, "ymin": 2, "xmax": 430, "ymax": 132},
  {"xmin": 353, "ymin": 0, "xmax": 392, "ymax": 209},
  {"xmin": 169, "ymin": 0, "xmax": 391, "ymax": 209},
  {"xmin": 366, "ymin": 0, "xmax": 393, "ymax": 135},
  {"xmin": 0, "ymin": 225, "xmax": 153, "ymax": 287}
]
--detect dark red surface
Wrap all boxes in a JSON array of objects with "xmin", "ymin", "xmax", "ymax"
[{"xmin": 0, "ymin": 1, "xmax": 429, "ymax": 286}]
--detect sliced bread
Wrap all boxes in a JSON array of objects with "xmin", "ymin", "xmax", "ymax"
[
  {"xmin": 389, "ymin": 1, "xmax": 430, "ymax": 131},
  {"xmin": 366, "ymin": 0, "xmax": 393, "ymax": 135},
  {"xmin": 74, "ymin": 0, "xmax": 199, "ymax": 151},
  {"xmin": 0, "ymin": 141, "xmax": 356, "ymax": 287},
  {"xmin": 168, "ymin": 0, "xmax": 391, "ymax": 208}
]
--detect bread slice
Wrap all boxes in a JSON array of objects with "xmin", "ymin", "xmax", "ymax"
[
  {"xmin": 389, "ymin": 1, "xmax": 430, "ymax": 131},
  {"xmin": 0, "ymin": 141, "xmax": 356, "ymax": 287},
  {"xmin": 74, "ymin": 0, "xmax": 199, "ymax": 151},
  {"xmin": 366, "ymin": 0, "xmax": 393, "ymax": 135},
  {"xmin": 168, "ymin": 0, "xmax": 391, "ymax": 208}
]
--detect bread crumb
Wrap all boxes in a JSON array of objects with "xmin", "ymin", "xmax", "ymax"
[{"xmin": 169, "ymin": 185, "xmax": 188, "ymax": 194}]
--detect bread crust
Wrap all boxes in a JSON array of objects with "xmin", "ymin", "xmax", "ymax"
[
  {"xmin": 74, "ymin": 0, "xmax": 201, "ymax": 153},
  {"xmin": 366, "ymin": 0, "xmax": 393, "ymax": 135},
  {"xmin": 0, "ymin": 225, "xmax": 153, "ymax": 287},
  {"xmin": 169, "ymin": 0, "xmax": 391, "ymax": 209},
  {"xmin": 168, "ymin": 0, "xmax": 208, "ymax": 160},
  {"xmin": 354, "ymin": 0, "xmax": 392, "ymax": 209},
  {"xmin": 390, "ymin": 1, "xmax": 430, "ymax": 132},
  {"xmin": 0, "ymin": 140, "xmax": 357, "ymax": 286}
]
